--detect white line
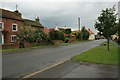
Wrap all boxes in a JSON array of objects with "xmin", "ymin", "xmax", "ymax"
[{"xmin": 22, "ymin": 59, "xmax": 69, "ymax": 78}]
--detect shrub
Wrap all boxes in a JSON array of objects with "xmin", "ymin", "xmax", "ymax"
[
  {"xmin": 49, "ymin": 31, "xmax": 65, "ymax": 41},
  {"xmin": 81, "ymin": 27, "xmax": 89, "ymax": 40},
  {"xmin": 64, "ymin": 28, "xmax": 71, "ymax": 34},
  {"xmin": 72, "ymin": 32, "xmax": 81, "ymax": 40}
]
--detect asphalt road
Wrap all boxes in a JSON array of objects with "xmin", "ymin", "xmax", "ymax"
[
  {"xmin": 30, "ymin": 60, "xmax": 118, "ymax": 78},
  {"xmin": 2, "ymin": 39, "xmax": 106, "ymax": 78}
]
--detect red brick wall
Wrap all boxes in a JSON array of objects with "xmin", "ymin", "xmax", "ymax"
[
  {"xmin": 0, "ymin": 18, "xmax": 23, "ymax": 44},
  {"xmin": 2, "ymin": 43, "xmax": 19, "ymax": 49}
]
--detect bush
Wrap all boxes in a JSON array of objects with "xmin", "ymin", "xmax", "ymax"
[
  {"xmin": 81, "ymin": 27, "xmax": 89, "ymax": 40},
  {"xmin": 64, "ymin": 28, "xmax": 71, "ymax": 34},
  {"xmin": 72, "ymin": 32, "xmax": 81, "ymax": 40},
  {"xmin": 65, "ymin": 38, "xmax": 69, "ymax": 43},
  {"xmin": 49, "ymin": 31, "xmax": 65, "ymax": 41}
]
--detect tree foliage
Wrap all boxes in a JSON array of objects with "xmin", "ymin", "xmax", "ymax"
[
  {"xmin": 18, "ymin": 26, "xmax": 52, "ymax": 48},
  {"xmin": 72, "ymin": 32, "xmax": 81, "ymax": 40},
  {"xmin": 34, "ymin": 30, "xmax": 47, "ymax": 42},
  {"xmin": 64, "ymin": 28, "xmax": 71, "ymax": 34},
  {"xmin": 18, "ymin": 26, "xmax": 36, "ymax": 43},
  {"xmin": 95, "ymin": 6, "xmax": 117, "ymax": 51},
  {"xmin": 81, "ymin": 27, "xmax": 89, "ymax": 40},
  {"xmin": 49, "ymin": 30, "xmax": 65, "ymax": 41}
]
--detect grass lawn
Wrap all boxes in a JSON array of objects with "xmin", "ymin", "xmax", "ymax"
[
  {"xmin": 1, "ymin": 46, "xmax": 43, "ymax": 53},
  {"xmin": 1, "ymin": 40, "xmax": 92, "ymax": 53},
  {"xmin": 73, "ymin": 42, "xmax": 118, "ymax": 65}
]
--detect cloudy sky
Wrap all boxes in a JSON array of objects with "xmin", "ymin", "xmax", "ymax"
[{"xmin": 1, "ymin": 1, "xmax": 119, "ymax": 34}]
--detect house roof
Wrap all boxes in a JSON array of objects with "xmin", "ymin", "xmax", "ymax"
[
  {"xmin": 73, "ymin": 30, "xmax": 81, "ymax": 32},
  {"xmin": 0, "ymin": 8, "xmax": 23, "ymax": 21},
  {"xmin": 44, "ymin": 27, "xmax": 49, "ymax": 33},
  {"xmin": 87, "ymin": 28, "xmax": 94, "ymax": 34},
  {"xmin": 23, "ymin": 19, "xmax": 43, "ymax": 27},
  {"xmin": 58, "ymin": 28, "xmax": 65, "ymax": 31},
  {"xmin": 73, "ymin": 29, "xmax": 94, "ymax": 34},
  {"xmin": 48, "ymin": 28, "xmax": 55, "ymax": 32}
]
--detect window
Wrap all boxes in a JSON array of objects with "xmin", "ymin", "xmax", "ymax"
[
  {"xmin": 11, "ymin": 35, "xmax": 17, "ymax": 42},
  {"xmin": 12, "ymin": 24, "xmax": 18, "ymax": 31},
  {"xmin": 0, "ymin": 34, "xmax": 4, "ymax": 44},
  {"xmin": 0, "ymin": 22, "xmax": 4, "ymax": 30}
]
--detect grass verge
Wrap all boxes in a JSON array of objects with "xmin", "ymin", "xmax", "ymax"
[
  {"xmin": 73, "ymin": 42, "xmax": 118, "ymax": 65},
  {"xmin": 2, "ymin": 40, "xmax": 91, "ymax": 53},
  {"xmin": 1, "ymin": 46, "xmax": 43, "ymax": 53}
]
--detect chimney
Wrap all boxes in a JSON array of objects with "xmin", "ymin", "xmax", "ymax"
[
  {"xmin": 35, "ymin": 17, "xmax": 40, "ymax": 23},
  {"xmin": 88, "ymin": 28, "xmax": 90, "ymax": 31},
  {"xmin": 14, "ymin": 10, "xmax": 22, "ymax": 17}
]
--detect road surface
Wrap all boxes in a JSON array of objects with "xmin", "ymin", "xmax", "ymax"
[
  {"xmin": 30, "ymin": 60, "xmax": 118, "ymax": 78},
  {"xmin": 2, "ymin": 39, "xmax": 105, "ymax": 78}
]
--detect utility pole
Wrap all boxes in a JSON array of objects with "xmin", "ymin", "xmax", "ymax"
[
  {"xmin": 78, "ymin": 17, "xmax": 80, "ymax": 31},
  {"xmin": 16, "ymin": 4, "xmax": 18, "ymax": 10},
  {"xmin": 118, "ymin": 1, "xmax": 120, "ymax": 42}
]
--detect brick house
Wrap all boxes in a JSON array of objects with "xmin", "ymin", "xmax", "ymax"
[
  {"xmin": 0, "ymin": 8, "xmax": 43, "ymax": 48},
  {"xmin": 0, "ymin": 8, "xmax": 23, "ymax": 48},
  {"xmin": 23, "ymin": 17, "xmax": 43, "ymax": 30}
]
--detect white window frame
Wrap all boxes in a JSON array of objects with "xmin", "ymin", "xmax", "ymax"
[
  {"xmin": 11, "ymin": 35, "xmax": 17, "ymax": 42},
  {"xmin": 12, "ymin": 23, "xmax": 18, "ymax": 31},
  {"xmin": 0, "ymin": 35, "xmax": 4, "ymax": 44},
  {"xmin": 0, "ymin": 22, "xmax": 4, "ymax": 30},
  {"xmin": 2, "ymin": 35, "xmax": 4, "ymax": 44}
]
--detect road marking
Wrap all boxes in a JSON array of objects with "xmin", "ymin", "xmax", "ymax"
[
  {"xmin": 22, "ymin": 49, "xmax": 93, "ymax": 78},
  {"xmin": 21, "ymin": 40, "xmax": 105, "ymax": 78},
  {"xmin": 22, "ymin": 58, "xmax": 70, "ymax": 78}
]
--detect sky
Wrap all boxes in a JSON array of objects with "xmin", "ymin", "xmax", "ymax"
[{"xmin": 0, "ymin": 0, "xmax": 119, "ymax": 34}]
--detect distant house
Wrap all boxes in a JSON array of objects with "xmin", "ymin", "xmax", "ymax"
[
  {"xmin": 73, "ymin": 28, "xmax": 95, "ymax": 40},
  {"xmin": 73, "ymin": 30, "xmax": 81, "ymax": 33},
  {"xmin": 43, "ymin": 27, "xmax": 50, "ymax": 35},
  {"xmin": 0, "ymin": 8, "xmax": 23, "ymax": 46},
  {"xmin": 87, "ymin": 28, "xmax": 95, "ymax": 40},
  {"xmin": 111, "ymin": 33, "xmax": 118, "ymax": 40}
]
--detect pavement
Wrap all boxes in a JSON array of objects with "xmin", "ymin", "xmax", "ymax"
[
  {"xmin": 2, "ymin": 39, "xmax": 106, "ymax": 78},
  {"xmin": 30, "ymin": 60, "xmax": 118, "ymax": 78}
]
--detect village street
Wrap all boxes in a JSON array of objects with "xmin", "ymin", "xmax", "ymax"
[{"xmin": 2, "ymin": 39, "xmax": 107, "ymax": 78}]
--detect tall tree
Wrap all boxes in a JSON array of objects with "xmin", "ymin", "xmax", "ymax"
[{"xmin": 95, "ymin": 6, "xmax": 117, "ymax": 51}]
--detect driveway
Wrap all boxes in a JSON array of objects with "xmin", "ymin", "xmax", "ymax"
[{"xmin": 2, "ymin": 39, "xmax": 106, "ymax": 78}]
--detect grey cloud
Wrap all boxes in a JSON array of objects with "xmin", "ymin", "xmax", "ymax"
[{"xmin": 1, "ymin": 2, "xmax": 118, "ymax": 33}]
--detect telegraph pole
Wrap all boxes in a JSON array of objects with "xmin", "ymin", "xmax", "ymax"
[
  {"xmin": 78, "ymin": 17, "xmax": 80, "ymax": 31},
  {"xmin": 16, "ymin": 4, "xmax": 18, "ymax": 10},
  {"xmin": 118, "ymin": 1, "xmax": 120, "ymax": 42}
]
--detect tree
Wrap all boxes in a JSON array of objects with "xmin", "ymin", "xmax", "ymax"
[
  {"xmin": 95, "ymin": 6, "xmax": 117, "ymax": 51},
  {"xmin": 34, "ymin": 30, "xmax": 47, "ymax": 42},
  {"xmin": 18, "ymin": 26, "xmax": 36, "ymax": 48},
  {"xmin": 49, "ymin": 31, "xmax": 65, "ymax": 41},
  {"xmin": 81, "ymin": 27, "xmax": 89, "ymax": 40},
  {"xmin": 64, "ymin": 28, "xmax": 71, "ymax": 34},
  {"xmin": 72, "ymin": 32, "xmax": 81, "ymax": 40}
]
